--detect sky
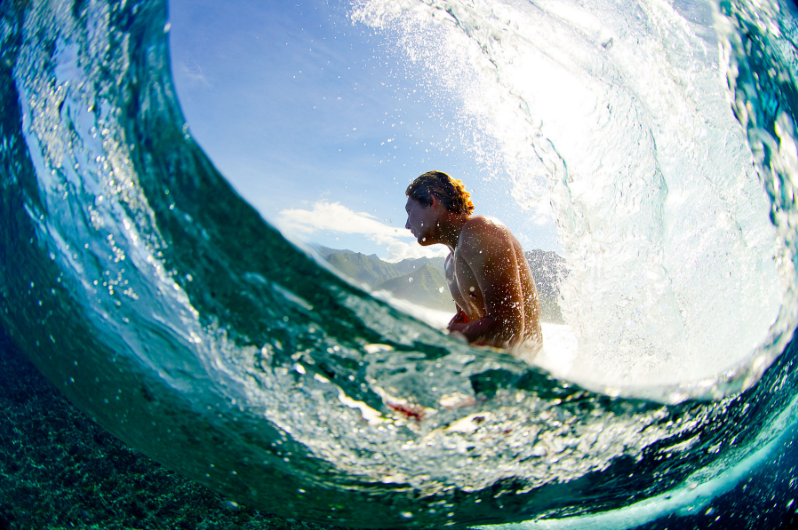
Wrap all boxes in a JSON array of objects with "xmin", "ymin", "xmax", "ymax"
[{"xmin": 168, "ymin": 0, "xmax": 561, "ymax": 261}]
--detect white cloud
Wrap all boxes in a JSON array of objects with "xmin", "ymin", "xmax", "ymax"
[
  {"xmin": 276, "ymin": 201, "xmax": 448, "ymax": 262},
  {"xmin": 277, "ymin": 201, "xmax": 404, "ymax": 239},
  {"xmin": 383, "ymin": 238, "xmax": 448, "ymax": 262}
]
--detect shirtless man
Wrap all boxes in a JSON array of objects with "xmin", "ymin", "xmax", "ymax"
[{"xmin": 404, "ymin": 171, "xmax": 542, "ymax": 351}]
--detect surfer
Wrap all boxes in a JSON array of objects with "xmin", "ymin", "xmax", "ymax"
[{"xmin": 405, "ymin": 171, "xmax": 542, "ymax": 353}]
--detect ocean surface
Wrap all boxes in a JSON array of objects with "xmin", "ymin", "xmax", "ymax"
[{"xmin": 2, "ymin": 0, "xmax": 798, "ymax": 528}]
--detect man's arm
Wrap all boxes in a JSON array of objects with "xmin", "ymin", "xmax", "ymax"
[{"xmin": 448, "ymin": 219, "xmax": 526, "ymax": 347}]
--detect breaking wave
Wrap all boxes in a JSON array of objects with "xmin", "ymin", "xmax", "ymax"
[{"xmin": 2, "ymin": 0, "xmax": 798, "ymax": 527}]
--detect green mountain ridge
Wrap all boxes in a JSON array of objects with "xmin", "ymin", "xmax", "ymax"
[
  {"xmin": 392, "ymin": 256, "xmax": 447, "ymax": 275},
  {"xmin": 375, "ymin": 263, "xmax": 452, "ymax": 311},
  {"xmin": 326, "ymin": 252, "xmax": 403, "ymax": 287}
]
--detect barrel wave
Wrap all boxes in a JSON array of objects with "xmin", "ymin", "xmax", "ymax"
[{"xmin": 1, "ymin": 0, "xmax": 798, "ymax": 528}]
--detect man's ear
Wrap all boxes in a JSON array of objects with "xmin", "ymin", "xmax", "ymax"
[{"xmin": 428, "ymin": 194, "xmax": 439, "ymax": 210}]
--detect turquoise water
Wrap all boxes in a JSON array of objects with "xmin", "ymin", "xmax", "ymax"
[{"xmin": 2, "ymin": 0, "xmax": 798, "ymax": 527}]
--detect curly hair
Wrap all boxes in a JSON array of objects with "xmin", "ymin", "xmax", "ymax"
[{"xmin": 406, "ymin": 171, "xmax": 475, "ymax": 215}]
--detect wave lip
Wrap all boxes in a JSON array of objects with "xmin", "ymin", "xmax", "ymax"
[{"xmin": 1, "ymin": 0, "xmax": 798, "ymax": 527}]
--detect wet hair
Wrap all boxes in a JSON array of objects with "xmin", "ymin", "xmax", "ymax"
[{"xmin": 406, "ymin": 171, "xmax": 475, "ymax": 215}]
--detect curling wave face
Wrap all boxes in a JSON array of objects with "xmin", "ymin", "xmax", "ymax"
[
  {"xmin": 353, "ymin": 0, "xmax": 794, "ymax": 389},
  {"xmin": 1, "ymin": 0, "xmax": 798, "ymax": 527}
]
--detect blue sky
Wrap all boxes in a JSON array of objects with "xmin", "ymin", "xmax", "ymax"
[{"xmin": 168, "ymin": 0, "xmax": 560, "ymax": 261}]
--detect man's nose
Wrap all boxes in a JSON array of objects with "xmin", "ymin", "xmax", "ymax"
[{"xmin": 405, "ymin": 219, "xmax": 410, "ymax": 230}]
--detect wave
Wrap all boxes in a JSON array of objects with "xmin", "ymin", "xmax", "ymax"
[{"xmin": 1, "ymin": 0, "xmax": 798, "ymax": 527}]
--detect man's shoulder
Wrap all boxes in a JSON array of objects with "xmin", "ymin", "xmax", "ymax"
[
  {"xmin": 458, "ymin": 216, "xmax": 514, "ymax": 258},
  {"xmin": 461, "ymin": 216, "xmax": 511, "ymax": 240}
]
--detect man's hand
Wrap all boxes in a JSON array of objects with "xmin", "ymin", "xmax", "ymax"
[
  {"xmin": 447, "ymin": 310, "xmax": 470, "ymax": 342},
  {"xmin": 447, "ymin": 309, "xmax": 468, "ymax": 332}
]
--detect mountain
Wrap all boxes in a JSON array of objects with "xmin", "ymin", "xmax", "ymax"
[
  {"xmin": 320, "ymin": 249, "xmax": 451, "ymax": 310},
  {"xmin": 525, "ymin": 249, "xmax": 567, "ymax": 324},
  {"xmin": 312, "ymin": 245, "xmax": 357, "ymax": 260},
  {"xmin": 326, "ymin": 252, "xmax": 403, "ymax": 287},
  {"xmin": 392, "ymin": 256, "xmax": 447, "ymax": 275},
  {"xmin": 375, "ymin": 263, "xmax": 452, "ymax": 311}
]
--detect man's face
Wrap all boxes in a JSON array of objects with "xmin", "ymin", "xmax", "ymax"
[{"xmin": 405, "ymin": 197, "xmax": 436, "ymax": 245}]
